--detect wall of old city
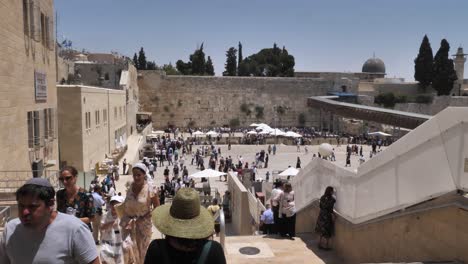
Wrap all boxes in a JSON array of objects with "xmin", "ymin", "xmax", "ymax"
[
  {"xmin": 0, "ymin": 0, "xmax": 58, "ymax": 177},
  {"xmin": 138, "ymin": 71, "xmax": 334, "ymax": 128}
]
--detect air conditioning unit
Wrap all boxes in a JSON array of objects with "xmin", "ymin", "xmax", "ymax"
[{"xmin": 31, "ymin": 159, "xmax": 44, "ymax": 178}]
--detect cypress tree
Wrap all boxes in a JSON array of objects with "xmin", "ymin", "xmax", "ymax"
[
  {"xmin": 132, "ymin": 53, "xmax": 139, "ymax": 69},
  {"xmin": 205, "ymin": 56, "xmax": 215, "ymax": 76},
  {"xmin": 138, "ymin": 47, "xmax": 147, "ymax": 70},
  {"xmin": 223, "ymin": 47, "xmax": 237, "ymax": 76},
  {"xmin": 432, "ymin": 39, "xmax": 458, "ymax": 96},
  {"xmin": 238, "ymin": 42, "xmax": 243, "ymax": 75},
  {"xmin": 414, "ymin": 35, "xmax": 434, "ymax": 89},
  {"xmin": 190, "ymin": 43, "xmax": 206, "ymax": 75}
]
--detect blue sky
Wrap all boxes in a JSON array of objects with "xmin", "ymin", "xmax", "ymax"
[{"xmin": 55, "ymin": 0, "xmax": 468, "ymax": 80}]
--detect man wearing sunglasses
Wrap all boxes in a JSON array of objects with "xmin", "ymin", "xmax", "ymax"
[{"xmin": 0, "ymin": 178, "xmax": 100, "ymax": 263}]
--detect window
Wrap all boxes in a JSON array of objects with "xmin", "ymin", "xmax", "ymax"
[
  {"xmin": 104, "ymin": 73, "xmax": 109, "ymax": 80},
  {"xmin": 103, "ymin": 109, "xmax": 107, "ymax": 125},
  {"xmin": 40, "ymin": 13, "xmax": 46, "ymax": 44},
  {"xmin": 95, "ymin": 110, "xmax": 100, "ymax": 126},
  {"xmin": 27, "ymin": 111, "xmax": 40, "ymax": 148},
  {"xmin": 85, "ymin": 112, "xmax": 91, "ymax": 130},
  {"xmin": 23, "ymin": 0, "xmax": 30, "ymax": 36}
]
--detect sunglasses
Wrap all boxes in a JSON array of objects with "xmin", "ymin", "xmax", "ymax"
[{"xmin": 59, "ymin": 176, "xmax": 73, "ymax": 182}]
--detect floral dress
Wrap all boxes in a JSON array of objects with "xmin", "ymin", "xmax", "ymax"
[
  {"xmin": 121, "ymin": 182, "xmax": 157, "ymax": 264},
  {"xmin": 315, "ymin": 195, "xmax": 336, "ymax": 238},
  {"xmin": 56, "ymin": 187, "xmax": 95, "ymax": 229}
]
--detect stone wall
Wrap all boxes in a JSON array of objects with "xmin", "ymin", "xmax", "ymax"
[
  {"xmin": 138, "ymin": 71, "xmax": 333, "ymax": 128},
  {"xmin": 394, "ymin": 95, "xmax": 468, "ymax": 115}
]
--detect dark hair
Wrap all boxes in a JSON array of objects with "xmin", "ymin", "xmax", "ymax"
[
  {"xmin": 324, "ymin": 186, "xmax": 334, "ymax": 197},
  {"xmin": 166, "ymin": 235, "xmax": 209, "ymax": 250},
  {"xmin": 16, "ymin": 184, "xmax": 55, "ymax": 204},
  {"xmin": 60, "ymin": 165, "xmax": 78, "ymax": 177}
]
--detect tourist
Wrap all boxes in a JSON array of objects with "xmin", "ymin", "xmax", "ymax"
[
  {"xmin": 265, "ymin": 153, "xmax": 269, "ymax": 168},
  {"xmin": 271, "ymin": 181, "xmax": 284, "ymax": 234},
  {"xmin": 0, "ymin": 178, "xmax": 99, "ymax": 263},
  {"xmin": 163, "ymin": 166, "xmax": 170, "ymax": 179},
  {"xmin": 296, "ymin": 157, "xmax": 301, "ymax": 169},
  {"xmin": 266, "ymin": 171, "xmax": 270, "ymax": 182},
  {"xmin": 123, "ymin": 158, "xmax": 128, "ymax": 175},
  {"xmin": 56, "ymin": 166, "xmax": 95, "ymax": 230},
  {"xmin": 159, "ymin": 186, "xmax": 166, "ymax": 205},
  {"xmin": 278, "ymin": 182, "xmax": 296, "ymax": 239},
  {"xmin": 260, "ymin": 204, "xmax": 275, "ymax": 234},
  {"xmin": 145, "ymin": 188, "xmax": 226, "ymax": 263},
  {"xmin": 148, "ymin": 162, "xmax": 155, "ymax": 179},
  {"xmin": 91, "ymin": 185, "xmax": 106, "ymax": 245},
  {"xmin": 207, "ymin": 198, "xmax": 221, "ymax": 236},
  {"xmin": 268, "ymin": 144, "xmax": 272, "ymax": 155},
  {"xmin": 121, "ymin": 163, "xmax": 160, "ymax": 263},
  {"xmin": 345, "ymin": 153, "xmax": 351, "ymax": 167},
  {"xmin": 315, "ymin": 186, "xmax": 336, "ymax": 250},
  {"xmin": 305, "ymin": 145, "xmax": 309, "ymax": 154},
  {"xmin": 100, "ymin": 195, "xmax": 125, "ymax": 264},
  {"xmin": 273, "ymin": 144, "xmax": 277, "ymax": 155}
]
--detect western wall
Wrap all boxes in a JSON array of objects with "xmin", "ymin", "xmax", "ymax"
[{"xmin": 138, "ymin": 71, "xmax": 335, "ymax": 128}]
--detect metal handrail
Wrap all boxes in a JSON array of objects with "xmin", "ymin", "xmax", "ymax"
[{"xmin": 219, "ymin": 206, "xmax": 226, "ymax": 251}]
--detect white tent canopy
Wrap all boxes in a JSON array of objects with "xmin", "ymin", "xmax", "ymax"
[
  {"xmin": 246, "ymin": 130, "xmax": 257, "ymax": 135},
  {"xmin": 190, "ymin": 169, "xmax": 226, "ymax": 178},
  {"xmin": 269, "ymin": 128, "xmax": 286, "ymax": 136},
  {"xmin": 250, "ymin": 123, "xmax": 260, "ymax": 127},
  {"xmin": 256, "ymin": 124, "xmax": 272, "ymax": 131},
  {"xmin": 278, "ymin": 167, "xmax": 300, "ymax": 176},
  {"xmin": 206, "ymin": 131, "xmax": 218, "ymax": 136},
  {"xmin": 152, "ymin": 130, "xmax": 165, "ymax": 134},
  {"xmin": 192, "ymin": 131, "xmax": 205, "ymax": 136},
  {"xmin": 368, "ymin": 131, "xmax": 392, "ymax": 137},
  {"xmin": 258, "ymin": 130, "xmax": 272, "ymax": 135},
  {"xmin": 285, "ymin": 131, "xmax": 302, "ymax": 138}
]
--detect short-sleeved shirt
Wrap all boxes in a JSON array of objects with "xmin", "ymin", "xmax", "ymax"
[
  {"xmin": 56, "ymin": 188, "xmax": 95, "ymax": 228},
  {"xmin": 261, "ymin": 209, "xmax": 274, "ymax": 224},
  {"xmin": 0, "ymin": 212, "xmax": 98, "ymax": 264}
]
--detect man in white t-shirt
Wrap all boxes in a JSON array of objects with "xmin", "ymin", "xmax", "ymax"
[{"xmin": 0, "ymin": 178, "xmax": 99, "ymax": 264}]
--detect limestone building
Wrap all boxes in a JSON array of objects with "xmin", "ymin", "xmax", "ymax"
[
  {"xmin": 0, "ymin": 0, "xmax": 59, "ymax": 187},
  {"xmin": 57, "ymin": 85, "xmax": 126, "ymax": 173}
]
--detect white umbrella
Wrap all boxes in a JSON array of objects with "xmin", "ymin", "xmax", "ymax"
[
  {"xmin": 246, "ymin": 130, "xmax": 257, "ymax": 135},
  {"xmin": 250, "ymin": 123, "xmax": 260, "ymax": 127},
  {"xmin": 206, "ymin": 131, "xmax": 218, "ymax": 136},
  {"xmin": 190, "ymin": 169, "xmax": 226, "ymax": 178},
  {"xmin": 285, "ymin": 131, "xmax": 302, "ymax": 138},
  {"xmin": 278, "ymin": 167, "xmax": 300, "ymax": 176},
  {"xmin": 258, "ymin": 130, "xmax": 272, "ymax": 135},
  {"xmin": 255, "ymin": 124, "xmax": 272, "ymax": 131},
  {"xmin": 192, "ymin": 131, "xmax": 205, "ymax": 136},
  {"xmin": 368, "ymin": 131, "xmax": 392, "ymax": 137},
  {"xmin": 269, "ymin": 128, "xmax": 286, "ymax": 136},
  {"xmin": 153, "ymin": 130, "xmax": 165, "ymax": 134}
]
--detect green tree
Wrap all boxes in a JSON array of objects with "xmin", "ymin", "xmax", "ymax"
[
  {"xmin": 146, "ymin": 61, "xmax": 158, "ymax": 70},
  {"xmin": 162, "ymin": 63, "xmax": 180, "ymax": 75},
  {"xmin": 240, "ymin": 43, "xmax": 295, "ymax": 77},
  {"xmin": 414, "ymin": 35, "xmax": 434, "ymax": 89},
  {"xmin": 132, "ymin": 53, "xmax": 139, "ymax": 69},
  {"xmin": 238, "ymin": 42, "xmax": 243, "ymax": 75},
  {"xmin": 223, "ymin": 47, "xmax": 237, "ymax": 76},
  {"xmin": 432, "ymin": 39, "xmax": 458, "ymax": 96},
  {"xmin": 176, "ymin": 60, "xmax": 191, "ymax": 75},
  {"xmin": 190, "ymin": 43, "xmax": 206, "ymax": 75},
  {"xmin": 205, "ymin": 56, "xmax": 215, "ymax": 76},
  {"xmin": 138, "ymin": 47, "xmax": 147, "ymax": 70}
]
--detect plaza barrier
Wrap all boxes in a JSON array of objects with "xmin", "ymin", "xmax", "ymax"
[
  {"xmin": 293, "ymin": 107, "xmax": 468, "ymax": 224},
  {"xmin": 0, "ymin": 170, "xmax": 60, "ymax": 195}
]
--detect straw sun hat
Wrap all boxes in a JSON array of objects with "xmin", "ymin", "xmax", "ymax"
[{"xmin": 152, "ymin": 188, "xmax": 214, "ymax": 239}]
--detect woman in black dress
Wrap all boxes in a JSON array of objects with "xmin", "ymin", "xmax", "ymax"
[
  {"xmin": 315, "ymin": 186, "xmax": 336, "ymax": 250},
  {"xmin": 296, "ymin": 157, "xmax": 301, "ymax": 169}
]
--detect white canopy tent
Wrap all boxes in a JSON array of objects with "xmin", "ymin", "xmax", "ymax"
[
  {"xmin": 368, "ymin": 131, "xmax": 392, "ymax": 137},
  {"xmin": 206, "ymin": 131, "xmax": 219, "ymax": 136},
  {"xmin": 246, "ymin": 130, "xmax": 258, "ymax": 135},
  {"xmin": 278, "ymin": 167, "xmax": 300, "ymax": 176},
  {"xmin": 192, "ymin": 131, "xmax": 205, "ymax": 136},
  {"xmin": 285, "ymin": 131, "xmax": 302, "ymax": 138},
  {"xmin": 269, "ymin": 128, "xmax": 286, "ymax": 136},
  {"xmin": 250, "ymin": 123, "xmax": 260, "ymax": 127},
  {"xmin": 153, "ymin": 130, "xmax": 165, "ymax": 134},
  {"xmin": 256, "ymin": 124, "xmax": 272, "ymax": 131},
  {"xmin": 258, "ymin": 130, "xmax": 272, "ymax": 135},
  {"xmin": 190, "ymin": 169, "xmax": 227, "ymax": 179}
]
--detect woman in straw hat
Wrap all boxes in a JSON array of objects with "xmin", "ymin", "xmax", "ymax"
[
  {"xmin": 145, "ymin": 188, "xmax": 226, "ymax": 264},
  {"xmin": 120, "ymin": 163, "xmax": 160, "ymax": 263}
]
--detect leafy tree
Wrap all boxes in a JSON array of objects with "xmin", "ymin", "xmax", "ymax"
[
  {"xmin": 223, "ymin": 47, "xmax": 237, "ymax": 76},
  {"xmin": 176, "ymin": 60, "xmax": 192, "ymax": 75},
  {"xmin": 255, "ymin": 106, "xmax": 264, "ymax": 119},
  {"xmin": 205, "ymin": 56, "xmax": 215, "ymax": 76},
  {"xmin": 146, "ymin": 61, "xmax": 158, "ymax": 70},
  {"xmin": 138, "ymin": 47, "xmax": 147, "ymax": 70},
  {"xmin": 240, "ymin": 43, "xmax": 295, "ymax": 77},
  {"xmin": 414, "ymin": 35, "xmax": 433, "ymax": 89},
  {"xmin": 432, "ymin": 39, "xmax": 458, "ymax": 96},
  {"xmin": 132, "ymin": 53, "xmax": 139, "ymax": 69},
  {"xmin": 162, "ymin": 63, "xmax": 180, "ymax": 75},
  {"xmin": 190, "ymin": 43, "xmax": 206, "ymax": 75}
]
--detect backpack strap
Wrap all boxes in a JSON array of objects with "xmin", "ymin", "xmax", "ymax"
[{"xmin": 197, "ymin": 241, "xmax": 213, "ymax": 264}]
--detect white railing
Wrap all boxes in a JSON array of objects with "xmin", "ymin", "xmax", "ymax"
[{"xmin": 293, "ymin": 107, "xmax": 468, "ymax": 224}]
